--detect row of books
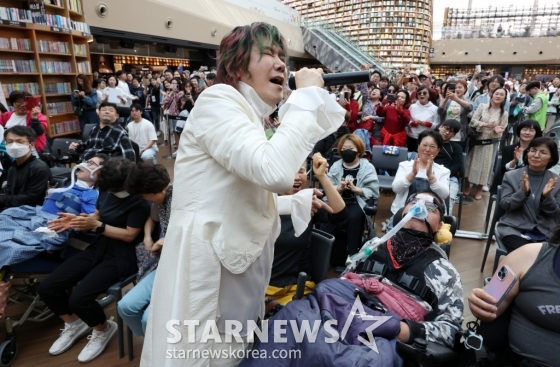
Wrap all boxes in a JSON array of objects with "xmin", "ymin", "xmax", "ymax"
[
  {"xmin": 74, "ymin": 44, "xmax": 86, "ymax": 56},
  {"xmin": 2, "ymin": 83, "xmax": 40, "ymax": 96},
  {"xmin": 44, "ymin": 82, "xmax": 72, "ymax": 94},
  {"xmin": 67, "ymin": 0, "xmax": 82, "ymax": 14},
  {"xmin": 47, "ymin": 101, "xmax": 72, "ymax": 115},
  {"xmin": 76, "ymin": 61, "xmax": 90, "ymax": 74},
  {"xmin": 50, "ymin": 119, "xmax": 80, "ymax": 135},
  {"xmin": 0, "ymin": 7, "xmax": 90, "ymax": 33},
  {"xmin": 37, "ymin": 40, "xmax": 69, "ymax": 53},
  {"xmin": 40, "ymin": 61, "xmax": 72, "ymax": 73},
  {"xmin": 48, "ymin": 0, "xmax": 64, "ymax": 6},
  {"xmin": 0, "ymin": 59, "xmax": 37, "ymax": 73},
  {"xmin": 0, "ymin": 38, "xmax": 32, "ymax": 51}
]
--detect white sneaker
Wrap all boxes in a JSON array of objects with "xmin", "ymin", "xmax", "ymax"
[
  {"xmin": 49, "ymin": 320, "xmax": 91, "ymax": 355},
  {"xmin": 482, "ymin": 185, "xmax": 489, "ymax": 192},
  {"xmin": 77, "ymin": 317, "xmax": 117, "ymax": 363}
]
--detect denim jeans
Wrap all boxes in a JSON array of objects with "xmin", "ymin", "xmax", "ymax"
[
  {"xmin": 117, "ymin": 269, "xmax": 156, "ymax": 336},
  {"xmin": 140, "ymin": 147, "xmax": 158, "ymax": 164}
]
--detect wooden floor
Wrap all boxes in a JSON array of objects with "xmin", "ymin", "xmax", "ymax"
[{"xmin": 1, "ymin": 141, "xmax": 499, "ymax": 366}]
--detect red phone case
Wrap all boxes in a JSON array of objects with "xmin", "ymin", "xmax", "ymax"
[
  {"xmin": 25, "ymin": 96, "xmax": 41, "ymax": 110},
  {"xmin": 485, "ymin": 265, "xmax": 517, "ymax": 307}
]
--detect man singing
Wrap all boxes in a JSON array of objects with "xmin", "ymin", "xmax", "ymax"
[{"xmin": 141, "ymin": 23, "xmax": 346, "ymax": 366}]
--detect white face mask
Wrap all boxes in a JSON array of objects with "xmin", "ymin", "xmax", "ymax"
[
  {"xmin": 77, "ymin": 162, "xmax": 103, "ymax": 182},
  {"xmin": 112, "ymin": 191, "xmax": 130, "ymax": 198},
  {"xmin": 6, "ymin": 142, "xmax": 30, "ymax": 158}
]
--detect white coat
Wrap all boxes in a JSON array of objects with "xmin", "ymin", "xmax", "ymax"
[{"xmin": 141, "ymin": 82, "xmax": 345, "ymax": 366}]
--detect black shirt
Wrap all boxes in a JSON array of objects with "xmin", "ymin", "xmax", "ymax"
[
  {"xmin": 146, "ymin": 85, "xmax": 161, "ymax": 107},
  {"xmin": 434, "ymin": 141, "xmax": 463, "ymax": 178},
  {"xmin": 341, "ymin": 164, "xmax": 360, "ymax": 201},
  {"xmin": 270, "ymin": 207, "xmax": 347, "ymax": 287},
  {"xmin": 0, "ymin": 155, "xmax": 52, "ymax": 209},
  {"xmin": 93, "ymin": 191, "xmax": 151, "ymax": 279},
  {"xmin": 130, "ymin": 85, "xmax": 145, "ymax": 107}
]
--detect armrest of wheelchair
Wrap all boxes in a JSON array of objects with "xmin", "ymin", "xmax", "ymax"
[
  {"xmin": 363, "ymin": 205, "xmax": 377, "ymax": 216},
  {"xmin": 397, "ymin": 339, "xmax": 458, "ymax": 365}
]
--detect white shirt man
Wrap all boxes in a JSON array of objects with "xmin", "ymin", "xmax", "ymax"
[{"xmin": 127, "ymin": 104, "xmax": 158, "ymax": 163}]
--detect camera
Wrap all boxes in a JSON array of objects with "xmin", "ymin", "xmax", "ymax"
[
  {"xmin": 387, "ymin": 94, "xmax": 397, "ymax": 101},
  {"xmin": 497, "ymin": 266, "xmax": 508, "ymax": 280}
]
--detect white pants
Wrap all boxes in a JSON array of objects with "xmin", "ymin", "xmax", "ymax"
[{"xmin": 141, "ymin": 147, "xmax": 158, "ymax": 164}]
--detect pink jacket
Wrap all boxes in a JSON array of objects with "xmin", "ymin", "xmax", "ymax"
[{"xmin": 0, "ymin": 111, "xmax": 48, "ymax": 152}]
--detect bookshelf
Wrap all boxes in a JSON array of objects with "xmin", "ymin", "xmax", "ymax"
[{"xmin": 0, "ymin": 0, "xmax": 91, "ymax": 137}]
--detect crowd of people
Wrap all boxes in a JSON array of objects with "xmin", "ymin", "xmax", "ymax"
[{"xmin": 0, "ymin": 21, "xmax": 558, "ymax": 367}]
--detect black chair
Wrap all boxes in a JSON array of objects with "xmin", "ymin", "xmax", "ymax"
[
  {"xmin": 294, "ymin": 229, "xmax": 335, "ymax": 299},
  {"xmin": 484, "ymin": 155, "xmax": 502, "ymax": 232},
  {"xmin": 370, "ymin": 146, "xmax": 408, "ymax": 191},
  {"xmin": 82, "ymin": 124, "xmax": 96, "ymax": 141},
  {"xmin": 46, "ymin": 138, "xmax": 82, "ymax": 180},
  {"xmin": 108, "ymin": 274, "xmax": 137, "ymax": 360},
  {"xmin": 481, "ymin": 185, "xmax": 507, "ymax": 273},
  {"xmin": 130, "ymin": 141, "xmax": 141, "ymax": 163}
]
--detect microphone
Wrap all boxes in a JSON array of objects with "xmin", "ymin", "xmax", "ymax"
[{"xmin": 288, "ymin": 70, "xmax": 372, "ymax": 90}]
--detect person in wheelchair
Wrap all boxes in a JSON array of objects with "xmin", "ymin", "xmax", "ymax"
[
  {"xmin": 0, "ymin": 126, "xmax": 52, "ymax": 210},
  {"xmin": 347, "ymin": 191, "xmax": 463, "ymax": 348},
  {"xmin": 265, "ymin": 153, "xmax": 347, "ymax": 312},
  {"xmin": 497, "ymin": 137, "xmax": 560, "ymax": 253},
  {"xmin": 0, "ymin": 154, "xmax": 106, "ymax": 268},
  {"xmin": 117, "ymin": 162, "xmax": 172, "ymax": 337},
  {"xmin": 322, "ymin": 134, "xmax": 379, "ymax": 259},
  {"xmin": 391, "ymin": 130, "xmax": 450, "ymax": 227},
  {"xmin": 38, "ymin": 157, "xmax": 150, "ymax": 363},
  {"xmin": 468, "ymin": 234, "xmax": 560, "ymax": 366}
]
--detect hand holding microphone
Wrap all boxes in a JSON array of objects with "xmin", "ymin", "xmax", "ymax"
[{"xmin": 294, "ymin": 67, "xmax": 324, "ymax": 89}]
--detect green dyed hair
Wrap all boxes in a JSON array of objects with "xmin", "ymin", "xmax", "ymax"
[{"xmin": 217, "ymin": 22, "xmax": 288, "ymax": 88}]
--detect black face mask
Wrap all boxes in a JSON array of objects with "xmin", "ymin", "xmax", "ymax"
[
  {"xmin": 389, "ymin": 228, "xmax": 433, "ymax": 267},
  {"xmin": 341, "ymin": 150, "xmax": 358, "ymax": 163}
]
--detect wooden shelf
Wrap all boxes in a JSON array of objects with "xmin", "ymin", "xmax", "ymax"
[
  {"xmin": 0, "ymin": 49, "xmax": 34, "ymax": 53},
  {"xmin": 51, "ymin": 130, "xmax": 81, "ymax": 138},
  {"xmin": 69, "ymin": 10, "xmax": 82, "ymax": 16},
  {"xmin": 38, "ymin": 52, "xmax": 72, "ymax": 56},
  {"xmin": 42, "ymin": 73, "xmax": 76, "ymax": 75},
  {"xmin": 45, "ymin": 93, "xmax": 71, "ymax": 97},
  {"xmin": 74, "ymin": 54, "xmax": 88, "ymax": 58},
  {"xmin": 0, "ymin": 72, "xmax": 39, "ymax": 75},
  {"xmin": 48, "ymin": 112, "xmax": 74, "ymax": 117},
  {"xmin": 44, "ymin": 3, "xmax": 65, "ymax": 10}
]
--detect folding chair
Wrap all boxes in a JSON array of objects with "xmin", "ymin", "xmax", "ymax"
[
  {"xmin": 370, "ymin": 146, "xmax": 409, "ymax": 191},
  {"xmin": 481, "ymin": 186, "xmax": 507, "ymax": 273},
  {"xmin": 294, "ymin": 229, "xmax": 335, "ymax": 299},
  {"xmin": 484, "ymin": 156, "xmax": 502, "ymax": 232}
]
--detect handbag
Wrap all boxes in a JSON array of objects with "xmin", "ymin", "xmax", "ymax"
[{"xmin": 72, "ymin": 104, "xmax": 83, "ymax": 116}]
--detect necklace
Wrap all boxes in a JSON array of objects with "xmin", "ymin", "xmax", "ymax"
[
  {"xmin": 528, "ymin": 173, "xmax": 545, "ymax": 200},
  {"xmin": 442, "ymin": 143, "xmax": 453, "ymax": 159}
]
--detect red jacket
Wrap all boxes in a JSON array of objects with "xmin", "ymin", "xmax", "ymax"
[
  {"xmin": 0, "ymin": 111, "xmax": 48, "ymax": 152},
  {"xmin": 345, "ymin": 100, "xmax": 359, "ymax": 133},
  {"xmin": 376, "ymin": 104, "xmax": 411, "ymax": 135}
]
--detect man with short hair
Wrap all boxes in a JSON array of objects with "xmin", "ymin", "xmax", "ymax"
[
  {"xmin": 435, "ymin": 120, "xmax": 464, "ymax": 214},
  {"xmin": 116, "ymin": 70, "xmax": 130, "ymax": 95},
  {"xmin": 206, "ymin": 72, "xmax": 217, "ymax": 87},
  {"xmin": 69, "ymin": 102, "xmax": 136, "ymax": 162},
  {"xmin": 524, "ymin": 81, "xmax": 549, "ymax": 129},
  {"xmin": 146, "ymin": 77, "xmax": 162, "ymax": 133},
  {"xmin": 130, "ymin": 77, "xmax": 146, "ymax": 107},
  {"xmin": 379, "ymin": 76, "xmax": 389, "ymax": 96},
  {"xmin": 0, "ymin": 126, "xmax": 52, "ymax": 210},
  {"xmin": 127, "ymin": 104, "xmax": 158, "ymax": 164},
  {"xmin": 370, "ymin": 70, "xmax": 381, "ymax": 86}
]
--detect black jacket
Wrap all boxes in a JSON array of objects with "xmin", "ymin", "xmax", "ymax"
[
  {"xmin": 434, "ymin": 141, "xmax": 464, "ymax": 179},
  {"xmin": 0, "ymin": 155, "xmax": 52, "ymax": 209}
]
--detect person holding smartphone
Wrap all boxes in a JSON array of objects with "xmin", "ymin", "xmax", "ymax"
[
  {"xmin": 376, "ymin": 88, "xmax": 411, "ymax": 147},
  {"xmin": 468, "ymin": 236, "xmax": 560, "ymax": 367},
  {"xmin": 338, "ymin": 84, "xmax": 359, "ymax": 132},
  {"xmin": 71, "ymin": 74, "xmax": 99, "ymax": 131}
]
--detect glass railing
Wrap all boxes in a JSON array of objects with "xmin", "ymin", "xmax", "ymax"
[
  {"xmin": 311, "ymin": 28, "xmax": 370, "ymax": 69},
  {"xmin": 440, "ymin": 24, "xmax": 560, "ymax": 39},
  {"xmin": 303, "ymin": 19, "xmax": 390, "ymax": 71}
]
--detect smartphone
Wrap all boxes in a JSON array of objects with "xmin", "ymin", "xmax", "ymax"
[
  {"xmin": 402, "ymin": 77, "xmax": 411, "ymax": 83},
  {"xmin": 339, "ymin": 91, "xmax": 349, "ymax": 100},
  {"xmin": 25, "ymin": 96, "xmax": 41, "ymax": 110},
  {"xmin": 201, "ymin": 66, "xmax": 208, "ymax": 71},
  {"xmin": 73, "ymin": 89, "xmax": 80, "ymax": 94},
  {"xmin": 475, "ymin": 65, "xmax": 482, "ymax": 72},
  {"xmin": 485, "ymin": 265, "xmax": 517, "ymax": 307},
  {"xmin": 269, "ymin": 109, "xmax": 279, "ymax": 121},
  {"xmin": 448, "ymin": 83, "xmax": 456, "ymax": 92},
  {"xmin": 387, "ymin": 94, "xmax": 397, "ymax": 101}
]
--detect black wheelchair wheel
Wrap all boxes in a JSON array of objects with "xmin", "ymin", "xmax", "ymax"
[{"xmin": 0, "ymin": 339, "xmax": 18, "ymax": 367}]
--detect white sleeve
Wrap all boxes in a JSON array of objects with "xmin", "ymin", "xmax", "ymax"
[
  {"xmin": 277, "ymin": 189, "xmax": 313, "ymax": 237},
  {"xmin": 192, "ymin": 85, "xmax": 345, "ymax": 193},
  {"xmin": 392, "ymin": 162, "xmax": 412, "ymax": 194}
]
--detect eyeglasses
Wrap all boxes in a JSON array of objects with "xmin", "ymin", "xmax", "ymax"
[
  {"xmin": 418, "ymin": 91, "xmax": 429, "ymax": 96},
  {"xmin": 85, "ymin": 160, "xmax": 99, "ymax": 167},
  {"xmin": 6, "ymin": 139, "xmax": 29, "ymax": 144},
  {"xmin": 387, "ymin": 89, "xmax": 396, "ymax": 93},
  {"xmin": 408, "ymin": 198, "xmax": 440, "ymax": 213}
]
